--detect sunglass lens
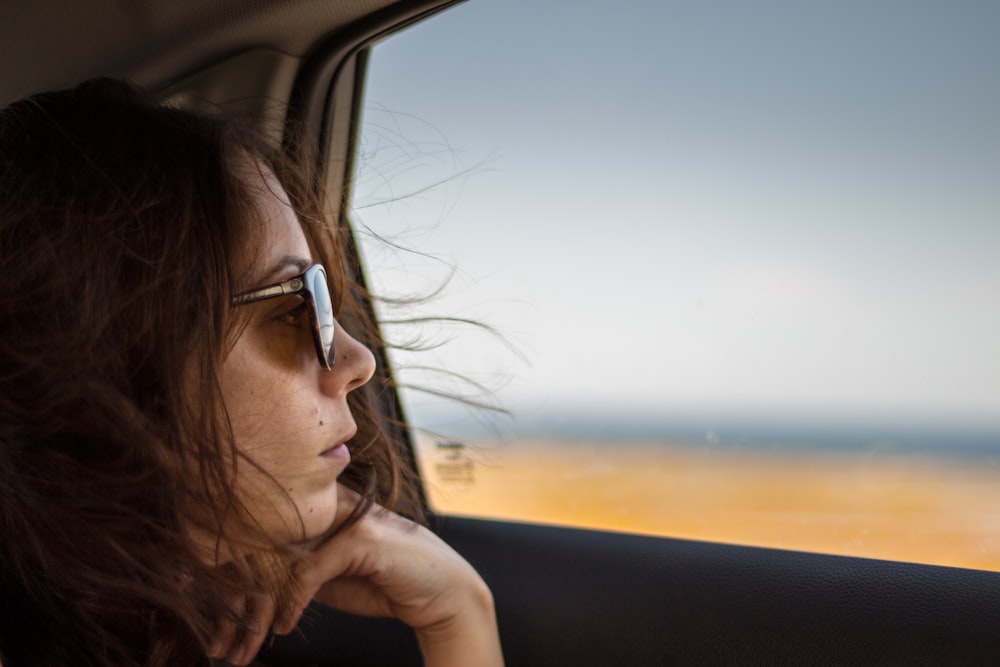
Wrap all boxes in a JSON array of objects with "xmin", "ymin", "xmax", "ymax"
[{"xmin": 311, "ymin": 267, "xmax": 335, "ymax": 367}]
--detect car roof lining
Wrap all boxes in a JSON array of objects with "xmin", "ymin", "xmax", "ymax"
[
  {"xmin": 0, "ymin": 0, "xmax": 404, "ymax": 105},
  {"xmin": 155, "ymin": 48, "xmax": 301, "ymax": 145}
]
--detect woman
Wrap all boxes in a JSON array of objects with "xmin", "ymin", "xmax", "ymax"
[{"xmin": 0, "ymin": 79, "xmax": 503, "ymax": 666}]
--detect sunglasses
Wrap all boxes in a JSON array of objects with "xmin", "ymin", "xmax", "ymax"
[{"xmin": 231, "ymin": 263, "xmax": 336, "ymax": 370}]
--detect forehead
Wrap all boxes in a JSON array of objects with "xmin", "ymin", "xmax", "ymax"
[{"xmin": 239, "ymin": 161, "xmax": 311, "ymax": 279}]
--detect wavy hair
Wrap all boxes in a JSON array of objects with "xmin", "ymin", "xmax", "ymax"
[{"xmin": 0, "ymin": 78, "xmax": 420, "ymax": 666}]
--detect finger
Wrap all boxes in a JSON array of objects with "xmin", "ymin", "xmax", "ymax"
[
  {"xmin": 275, "ymin": 552, "xmax": 350, "ymax": 635},
  {"xmin": 229, "ymin": 592, "xmax": 274, "ymax": 666},
  {"xmin": 270, "ymin": 584, "xmax": 311, "ymax": 634},
  {"xmin": 206, "ymin": 615, "xmax": 235, "ymax": 659},
  {"xmin": 275, "ymin": 524, "xmax": 374, "ymax": 634},
  {"xmin": 207, "ymin": 594, "xmax": 245, "ymax": 660}
]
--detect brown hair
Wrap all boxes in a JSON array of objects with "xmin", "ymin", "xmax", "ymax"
[{"xmin": 0, "ymin": 79, "xmax": 419, "ymax": 666}]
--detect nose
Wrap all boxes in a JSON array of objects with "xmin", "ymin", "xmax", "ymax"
[{"xmin": 320, "ymin": 320, "xmax": 376, "ymax": 397}]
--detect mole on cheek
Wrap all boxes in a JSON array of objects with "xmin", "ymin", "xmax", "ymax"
[{"xmin": 319, "ymin": 420, "xmax": 324, "ymax": 426}]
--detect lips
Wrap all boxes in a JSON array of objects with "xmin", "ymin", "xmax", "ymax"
[
  {"xmin": 320, "ymin": 443, "xmax": 350, "ymax": 462},
  {"xmin": 319, "ymin": 424, "xmax": 356, "ymax": 460}
]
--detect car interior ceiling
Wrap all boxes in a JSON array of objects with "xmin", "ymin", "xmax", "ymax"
[
  {"xmin": 4, "ymin": 1, "xmax": 1000, "ymax": 665},
  {"xmin": 1, "ymin": 0, "xmax": 401, "ymax": 103}
]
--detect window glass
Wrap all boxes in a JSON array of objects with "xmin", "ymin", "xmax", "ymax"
[{"xmin": 352, "ymin": 0, "xmax": 1000, "ymax": 571}]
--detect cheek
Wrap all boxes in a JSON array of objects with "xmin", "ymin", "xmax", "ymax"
[
  {"xmin": 219, "ymin": 336, "xmax": 339, "ymax": 539},
  {"xmin": 231, "ymin": 387, "xmax": 320, "ymax": 468},
  {"xmin": 226, "ymin": 393, "xmax": 325, "ymax": 529},
  {"xmin": 221, "ymin": 349, "xmax": 318, "ymax": 477}
]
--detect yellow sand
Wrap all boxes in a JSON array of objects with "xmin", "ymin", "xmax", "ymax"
[{"xmin": 414, "ymin": 437, "xmax": 1000, "ymax": 572}]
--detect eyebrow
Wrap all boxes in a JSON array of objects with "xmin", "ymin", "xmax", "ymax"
[{"xmin": 260, "ymin": 255, "xmax": 311, "ymax": 284}]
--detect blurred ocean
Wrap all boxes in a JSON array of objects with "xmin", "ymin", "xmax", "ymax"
[{"xmin": 411, "ymin": 407, "xmax": 1000, "ymax": 459}]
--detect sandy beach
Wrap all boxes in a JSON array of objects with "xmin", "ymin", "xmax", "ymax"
[{"xmin": 414, "ymin": 436, "xmax": 1000, "ymax": 572}]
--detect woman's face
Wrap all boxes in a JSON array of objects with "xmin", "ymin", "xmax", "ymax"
[{"xmin": 219, "ymin": 165, "xmax": 375, "ymax": 544}]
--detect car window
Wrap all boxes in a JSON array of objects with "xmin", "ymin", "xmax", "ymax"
[{"xmin": 352, "ymin": 0, "xmax": 1000, "ymax": 571}]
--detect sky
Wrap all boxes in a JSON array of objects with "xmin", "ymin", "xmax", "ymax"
[{"xmin": 350, "ymin": 0, "xmax": 1000, "ymax": 431}]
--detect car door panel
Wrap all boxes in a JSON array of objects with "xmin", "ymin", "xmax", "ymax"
[{"xmin": 263, "ymin": 515, "xmax": 1000, "ymax": 665}]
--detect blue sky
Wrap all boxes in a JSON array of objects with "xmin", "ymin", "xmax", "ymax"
[{"xmin": 351, "ymin": 0, "xmax": 1000, "ymax": 429}]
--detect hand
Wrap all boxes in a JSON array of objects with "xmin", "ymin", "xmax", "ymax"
[
  {"xmin": 276, "ymin": 484, "xmax": 504, "ymax": 666},
  {"xmin": 210, "ymin": 483, "xmax": 504, "ymax": 666}
]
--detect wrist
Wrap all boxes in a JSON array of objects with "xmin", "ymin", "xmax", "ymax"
[{"xmin": 414, "ymin": 578, "xmax": 503, "ymax": 667}]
